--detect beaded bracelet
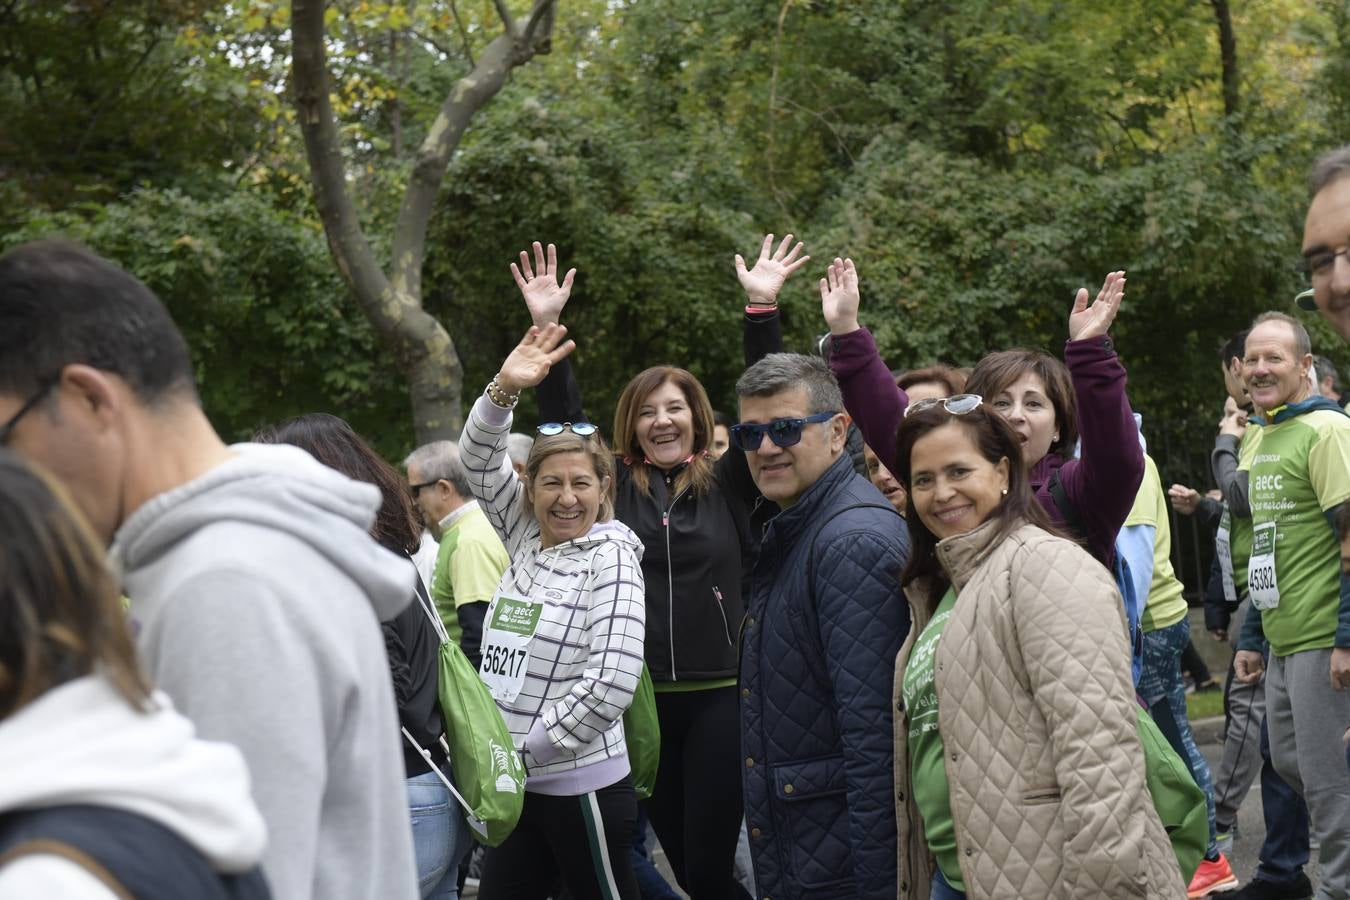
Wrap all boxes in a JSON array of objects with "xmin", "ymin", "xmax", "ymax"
[{"xmin": 485, "ymin": 375, "xmax": 521, "ymax": 409}]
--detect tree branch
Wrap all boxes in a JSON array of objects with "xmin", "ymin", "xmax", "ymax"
[
  {"xmin": 389, "ymin": 0, "xmax": 557, "ymax": 298},
  {"xmin": 1209, "ymin": 0, "xmax": 1240, "ymax": 123},
  {"xmin": 291, "ymin": 0, "xmax": 398, "ymax": 326},
  {"xmin": 493, "ymin": 0, "xmax": 517, "ymax": 38},
  {"xmin": 445, "ymin": 0, "xmax": 475, "ymax": 65}
]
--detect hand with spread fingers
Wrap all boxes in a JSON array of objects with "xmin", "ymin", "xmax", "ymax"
[
  {"xmin": 512, "ymin": 241, "xmax": 576, "ymax": 328},
  {"xmin": 496, "ymin": 323, "xmax": 576, "ymax": 395},
  {"xmin": 735, "ymin": 233, "xmax": 810, "ymax": 307},
  {"xmin": 819, "ymin": 256, "xmax": 862, "ymax": 337},
  {"xmin": 1067, "ymin": 270, "xmax": 1126, "ymax": 341}
]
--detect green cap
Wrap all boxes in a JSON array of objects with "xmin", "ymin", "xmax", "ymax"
[{"xmin": 1295, "ymin": 288, "xmax": 1317, "ymax": 311}]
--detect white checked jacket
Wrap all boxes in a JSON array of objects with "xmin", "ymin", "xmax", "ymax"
[{"xmin": 460, "ymin": 396, "xmax": 646, "ymax": 784}]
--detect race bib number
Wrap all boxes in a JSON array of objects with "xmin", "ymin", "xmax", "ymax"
[
  {"xmin": 1248, "ymin": 521, "xmax": 1280, "ymax": 611},
  {"xmin": 480, "ymin": 595, "xmax": 542, "ymax": 703},
  {"xmin": 1216, "ymin": 508, "xmax": 1236, "ymax": 604}
]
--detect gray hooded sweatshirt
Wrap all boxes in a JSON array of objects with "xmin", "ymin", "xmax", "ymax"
[{"xmin": 110, "ymin": 442, "xmax": 418, "ymax": 900}]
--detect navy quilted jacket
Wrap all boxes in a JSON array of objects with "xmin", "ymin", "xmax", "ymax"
[{"xmin": 741, "ymin": 453, "xmax": 911, "ymax": 899}]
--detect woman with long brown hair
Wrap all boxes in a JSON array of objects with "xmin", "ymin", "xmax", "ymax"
[
  {"xmin": 512, "ymin": 237, "xmax": 806, "ymax": 899},
  {"xmin": 0, "ymin": 449, "xmax": 270, "ymax": 898}
]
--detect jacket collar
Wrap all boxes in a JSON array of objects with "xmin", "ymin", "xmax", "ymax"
[
  {"xmin": 1250, "ymin": 395, "xmax": 1347, "ymax": 426},
  {"xmin": 934, "ymin": 516, "xmax": 1017, "ymax": 593},
  {"xmin": 760, "ymin": 452, "xmax": 856, "ymax": 548}
]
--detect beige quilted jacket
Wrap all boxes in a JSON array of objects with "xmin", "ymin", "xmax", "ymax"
[{"xmin": 893, "ymin": 520, "xmax": 1187, "ymax": 899}]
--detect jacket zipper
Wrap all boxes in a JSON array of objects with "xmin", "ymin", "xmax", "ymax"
[
  {"xmin": 664, "ymin": 478, "xmax": 690, "ymax": 681},
  {"xmin": 712, "ymin": 585, "xmax": 733, "ymax": 646}
]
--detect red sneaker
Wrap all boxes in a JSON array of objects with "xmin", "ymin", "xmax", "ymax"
[{"xmin": 1188, "ymin": 853, "xmax": 1240, "ymax": 898}]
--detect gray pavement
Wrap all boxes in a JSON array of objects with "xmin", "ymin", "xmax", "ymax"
[{"xmin": 1201, "ymin": 734, "xmax": 1321, "ymax": 896}]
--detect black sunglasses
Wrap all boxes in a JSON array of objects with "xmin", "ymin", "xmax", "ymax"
[
  {"xmin": 537, "ymin": 421, "xmax": 599, "ymax": 437},
  {"xmin": 408, "ymin": 478, "xmax": 442, "ymax": 497},
  {"xmin": 729, "ymin": 411, "xmax": 837, "ymax": 452},
  {"xmin": 0, "ymin": 379, "xmax": 57, "ymax": 446}
]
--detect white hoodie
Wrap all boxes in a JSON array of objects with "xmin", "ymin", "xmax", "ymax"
[{"xmin": 0, "ymin": 675, "xmax": 266, "ymax": 898}]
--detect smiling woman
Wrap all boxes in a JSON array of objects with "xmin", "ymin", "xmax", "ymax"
[{"xmin": 889, "ymin": 402, "xmax": 1188, "ymax": 899}]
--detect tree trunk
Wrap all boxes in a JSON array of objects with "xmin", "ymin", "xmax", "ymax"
[
  {"xmin": 1210, "ymin": 0, "xmax": 1239, "ymax": 122},
  {"xmin": 290, "ymin": 0, "xmax": 556, "ymax": 442}
]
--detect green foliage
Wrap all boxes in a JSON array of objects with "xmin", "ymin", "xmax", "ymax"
[
  {"xmin": 4, "ymin": 0, "xmax": 1350, "ymax": 581},
  {"xmin": 0, "ymin": 187, "xmax": 411, "ymax": 455}
]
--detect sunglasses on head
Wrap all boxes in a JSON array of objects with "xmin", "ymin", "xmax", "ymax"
[
  {"xmin": 903, "ymin": 393, "xmax": 983, "ymax": 418},
  {"xmin": 729, "ymin": 411, "xmax": 837, "ymax": 452},
  {"xmin": 537, "ymin": 421, "xmax": 599, "ymax": 437}
]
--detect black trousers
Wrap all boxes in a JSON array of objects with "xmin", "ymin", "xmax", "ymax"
[
  {"xmin": 478, "ymin": 775, "xmax": 639, "ymax": 900},
  {"xmin": 645, "ymin": 685, "xmax": 749, "ymax": 900}
]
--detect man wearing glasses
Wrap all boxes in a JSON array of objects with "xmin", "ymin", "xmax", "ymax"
[
  {"xmin": 0, "ymin": 240, "xmax": 418, "ymax": 900},
  {"xmin": 1298, "ymin": 145, "xmax": 1350, "ymax": 343},
  {"xmin": 405, "ymin": 439, "xmax": 510, "ymax": 669},
  {"xmin": 732, "ymin": 352, "xmax": 911, "ymax": 899}
]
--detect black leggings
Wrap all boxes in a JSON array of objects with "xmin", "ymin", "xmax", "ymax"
[
  {"xmin": 645, "ymin": 685, "xmax": 748, "ymax": 900},
  {"xmin": 478, "ymin": 776, "xmax": 639, "ymax": 900}
]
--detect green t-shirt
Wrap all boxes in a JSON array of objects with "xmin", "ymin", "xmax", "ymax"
[
  {"xmin": 1218, "ymin": 429, "xmax": 1262, "ymax": 600},
  {"xmin": 1124, "ymin": 455, "xmax": 1189, "ymax": 632},
  {"xmin": 901, "ymin": 587, "xmax": 963, "ymax": 891},
  {"xmin": 1242, "ymin": 408, "xmax": 1350, "ymax": 656},
  {"xmin": 431, "ymin": 503, "xmax": 510, "ymax": 647}
]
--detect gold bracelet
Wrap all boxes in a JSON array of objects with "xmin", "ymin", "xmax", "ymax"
[{"xmin": 486, "ymin": 375, "xmax": 520, "ymax": 409}]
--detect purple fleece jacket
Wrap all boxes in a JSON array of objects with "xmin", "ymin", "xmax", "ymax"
[{"xmin": 828, "ymin": 327, "xmax": 1143, "ymax": 566}]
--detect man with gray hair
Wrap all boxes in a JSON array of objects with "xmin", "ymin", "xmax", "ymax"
[
  {"xmin": 507, "ymin": 432, "xmax": 534, "ymax": 477},
  {"xmin": 1233, "ymin": 311, "xmax": 1350, "ymax": 900},
  {"xmin": 1298, "ymin": 144, "xmax": 1350, "ymax": 342},
  {"xmin": 406, "ymin": 440, "xmax": 509, "ymax": 667},
  {"xmin": 733, "ymin": 352, "xmax": 910, "ymax": 899}
]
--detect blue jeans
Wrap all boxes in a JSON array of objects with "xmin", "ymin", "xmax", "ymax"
[
  {"xmin": 1140, "ymin": 618, "xmax": 1218, "ymax": 858},
  {"xmin": 1255, "ymin": 714, "xmax": 1311, "ymax": 885},
  {"xmin": 408, "ymin": 769, "xmax": 472, "ymax": 899},
  {"xmin": 930, "ymin": 868, "xmax": 966, "ymax": 900}
]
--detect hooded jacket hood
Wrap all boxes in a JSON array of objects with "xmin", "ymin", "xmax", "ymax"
[
  {"xmin": 0, "ymin": 676, "xmax": 266, "ymax": 873},
  {"xmin": 110, "ymin": 442, "xmax": 410, "ymax": 621}
]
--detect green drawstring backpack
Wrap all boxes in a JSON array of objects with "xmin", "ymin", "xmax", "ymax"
[
  {"xmin": 403, "ymin": 578, "xmax": 525, "ymax": 847},
  {"xmin": 623, "ymin": 663, "xmax": 660, "ymax": 800},
  {"xmin": 1136, "ymin": 706, "xmax": 1208, "ymax": 882}
]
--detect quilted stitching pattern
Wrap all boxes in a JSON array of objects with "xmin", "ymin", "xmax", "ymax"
[
  {"xmin": 894, "ymin": 522, "xmax": 1188, "ymax": 899},
  {"xmin": 741, "ymin": 457, "xmax": 910, "ymax": 900}
]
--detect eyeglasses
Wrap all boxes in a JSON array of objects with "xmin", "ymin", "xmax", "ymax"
[
  {"xmin": 729, "ymin": 411, "xmax": 837, "ymax": 452},
  {"xmin": 1302, "ymin": 246, "xmax": 1349, "ymax": 281},
  {"xmin": 0, "ymin": 379, "xmax": 57, "ymax": 446},
  {"xmin": 537, "ymin": 421, "xmax": 598, "ymax": 437},
  {"xmin": 408, "ymin": 479, "xmax": 442, "ymax": 498},
  {"xmin": 903, "ymin": 393, "xmax": 984, "ymax": 418}
]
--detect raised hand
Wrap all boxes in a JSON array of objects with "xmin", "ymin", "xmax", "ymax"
[
  {"xmin": 735, "ymin": 233, "xmax": 810, "ymax": 306},
  {"xmin": 496, "ymin": 323, "xmax": 576, "ymax": 394},
  {"xmin": 820, "ymin": 257, "xmax": 861, "ymax": 336},
  {"xmin": 511, "ymin": 241, "xmax": 576, "ymax": 328},
  {"xmin": 1067, "ymin": 270, "xmax": 1126, "ymax": 342},
  {"xmin": 1167, "ymin": 484, "xmax": 1201, "ymax": 516},
  {"xmin": 1219, "ymin": 395, "xmax": 1248, "ymax": 438}
]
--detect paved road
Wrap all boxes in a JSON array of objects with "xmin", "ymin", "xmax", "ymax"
[{"xmin": 1200, "ymin": 736, "xmax": 1321, "ymax": 896}]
